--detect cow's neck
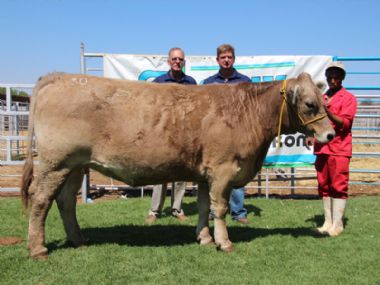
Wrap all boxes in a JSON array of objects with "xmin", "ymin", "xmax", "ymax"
[
  {"xmin": 246, "ymin": 80, "xmax": 292, "ymax": 142},
  {"xmin": 237, "ymin": 80, "xmax": 293, "ymax": 179}
]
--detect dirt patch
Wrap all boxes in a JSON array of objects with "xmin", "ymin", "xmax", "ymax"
[{"xmin": 0, "ymin": 236, "xmax": 23, "ymax": 246}]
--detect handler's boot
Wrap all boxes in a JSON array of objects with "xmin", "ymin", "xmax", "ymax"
[
  {"xmin": 317, "ymin": 197, "xmax": 332, "ymax": 234},
  {"xmin": 327, "ymin": 198, "xmax": 346, "ymax": 237}
]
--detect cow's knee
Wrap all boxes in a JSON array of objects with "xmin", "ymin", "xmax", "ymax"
[{"xmin": 213, "ymin": 206, "xmax": 228, "ymax": 219}]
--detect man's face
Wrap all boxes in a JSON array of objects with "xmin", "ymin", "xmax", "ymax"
[
  {"xmin": 217, "ymin": 51, "xmax": 235, "ymax": 69},
  {"xmin": 168, "ymin": 50, "xmax": 185, "ymax": 72},
  {"xmin": 326, "ymin": 69, "xmax": 344, "ymax": 91}
]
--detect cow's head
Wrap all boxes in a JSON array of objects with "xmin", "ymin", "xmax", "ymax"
[{"xmin": 286, "ymin": 73, "xmax": 335, "ymax": 143}]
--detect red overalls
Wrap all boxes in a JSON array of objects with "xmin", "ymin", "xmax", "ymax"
[{"xmin": 314, "ymin": 87, "xmax": 357, "ymax": 199}]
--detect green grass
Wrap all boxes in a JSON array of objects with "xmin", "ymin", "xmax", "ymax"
[{"xmin": 0, "ymin": 196, "xmax": 379, "ymax": 285}]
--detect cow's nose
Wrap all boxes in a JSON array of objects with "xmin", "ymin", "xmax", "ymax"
[{"xmin": 327, "ymin": 133, "xmax": 335, "ymax": 141}]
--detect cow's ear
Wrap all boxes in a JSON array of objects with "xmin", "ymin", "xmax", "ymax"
[
  {"xmin": 316, "ymin": 81, "xmax": 326, "ymax": 92},
  {"xmin": 297, "ymin": 72, "xmax": 312, "ymax": 81}
]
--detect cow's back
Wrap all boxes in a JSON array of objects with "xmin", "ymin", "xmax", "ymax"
[{"xmin": 32, "ymin": 73, "xmax": 224, "ymax": 182}]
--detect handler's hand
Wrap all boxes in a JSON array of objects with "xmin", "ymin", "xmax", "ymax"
[
  {"xmin": 323, "ymin": 104, "xmax": 330, "ymax": 114},
  {"xmin": 305, "ymin": 137, "xmax": 313, "ymax": 150}
]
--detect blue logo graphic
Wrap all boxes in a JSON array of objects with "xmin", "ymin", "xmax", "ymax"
[{"xmin": 138, "ymin": 70, "xmax": 166, "ymax": 81}]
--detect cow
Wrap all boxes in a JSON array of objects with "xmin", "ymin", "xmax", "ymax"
[{"xmin": 21, "ymin": 72, "xmax": 335, "ymax": 259}]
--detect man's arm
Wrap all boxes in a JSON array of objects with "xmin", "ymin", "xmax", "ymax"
[{"xmin": 324, "ymin": 105, "xmax": 344, "ymax": 129}]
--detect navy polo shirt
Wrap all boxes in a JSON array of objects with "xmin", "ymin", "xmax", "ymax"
[
  {"xmin": 203, "ymin": 68, "xmax": 251, "ymax": 85},
  {"xmin": 153, "ymin": 71, "xmax": 197, "ymax": 85}
]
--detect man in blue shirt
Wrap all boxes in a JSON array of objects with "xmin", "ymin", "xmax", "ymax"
[
  {"xmin": 204, "ymin": 44, "xmax": 250, "ymax": 224},
  {"xmin": 145, "ymin": 47, "xmax": 197, "ymax": 224}
]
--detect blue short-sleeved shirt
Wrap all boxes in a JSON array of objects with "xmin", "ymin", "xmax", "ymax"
[
  {"xmin": 153, "ymin": 71, "xmax": 197, "ymax": 85},
  {"xmin": 203, "ymin": 69, "xmax": 251, "ymax": 85}
]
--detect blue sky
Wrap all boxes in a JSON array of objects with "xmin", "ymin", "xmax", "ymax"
[{"xmin": 1, "ymin": 0, "xmax": 379, "ymax": 84}]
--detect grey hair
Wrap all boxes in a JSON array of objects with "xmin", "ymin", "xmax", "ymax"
[{"xmin": 168, "ymin": 47, "xmax": 185, "ymax": 58}]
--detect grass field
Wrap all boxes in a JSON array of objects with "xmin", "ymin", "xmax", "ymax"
[{"xmin": 0, "ymin": 196, "xmax": 379, "ymax": 285}]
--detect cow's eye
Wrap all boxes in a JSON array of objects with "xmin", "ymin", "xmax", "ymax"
[{"xmin": 304, "ymin": 101, "xmax": 317, "ymax": 115}]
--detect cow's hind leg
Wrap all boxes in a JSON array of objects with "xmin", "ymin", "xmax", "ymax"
[
  {"xmin": 27, "ymin": 166, "xmax": 71, "ymax": 259},
  {"xmin": 196, "ymin": 182, "xmax": 214, "ymax": 245},
  {"xmin": 56, "ymin": 168, "xmax": 86, "ymax": 247}
]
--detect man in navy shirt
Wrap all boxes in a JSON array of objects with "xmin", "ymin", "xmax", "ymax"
[
  {"xmin": 203, "ymin": 44, "xmax": 250, "ymax": 85},
  {"xmin": 153, "ymin": 48, "xmax": 196, "ymax": 85},
  {"xmin": 204, "ymin": 44, "xmax": 250, "ymax": 224},
  {"xmin": 146, "ymin": 47, "xmax": 197, "ymax": 224}
]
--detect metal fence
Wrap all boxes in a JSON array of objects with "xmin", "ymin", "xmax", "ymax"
[
  {"xmin": 0, "ymin": 84, "xmax": 33, "ymax": 165},
  {"xmin": 1, "ymin": 46, "xmax": 379, "ymax": 198},
  {"xmin": 79, "ymin": 47, "xmax": 380, "ymax": 198}
]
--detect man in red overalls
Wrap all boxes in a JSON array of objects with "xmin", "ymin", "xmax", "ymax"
[{"xmin": 308, "ymin": 61, "xmax": 357, "ymax": 236}]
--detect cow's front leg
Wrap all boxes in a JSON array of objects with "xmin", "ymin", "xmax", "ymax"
[
  {"xmin": 196, "ymin": 182, "xmax": 213, "ymax": 245},
  {"xmin": 210, "ymin": 184, "xmax": 234, "ymax": 252},
  {"xmin": 208, "ymin": 163, "xmax": 237, "ymax": 252}
]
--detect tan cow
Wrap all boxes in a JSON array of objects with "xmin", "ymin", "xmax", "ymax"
[{"xmin": 21, "ymin": 72, "xmax": 334, "ymax": 258}]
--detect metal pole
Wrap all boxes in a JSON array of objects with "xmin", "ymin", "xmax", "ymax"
[
  {"xmin": 6, "ymin": 87, "xmax": 11, "ymax": 162},
  {"xmin": 265, "ymin": 168, "xmax": 269, "ymax": 199},
  {"xmin": 6, "ymin": 86, "xmax": 11, "ymax": 112},
  {"xmin": 80, "ymin": 42, "xmax": 86, "ymax": 74},
  {"xmin": 15, "ymin": 102, "xmax": 19, "ymax": 158},
  {"xmin": 290, "ymin": 167, "xmax": 295, "ymax": 196},
  {"xmin": 80, "ymin": 42, "xmax": 90, "ymax": 203},
  {"xmin": 335, "ymin": 56, "xmax": 380, "ymax": 61},
  {"xmin": 257, "ymin": 170, "xmax": 262, "ymax": 196}
]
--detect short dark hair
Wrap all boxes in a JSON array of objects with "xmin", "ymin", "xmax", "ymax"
[
  {"xmin": 325, "ymin": 67, "xmax": 346, "ymax": 80},
  {"xmin": 217, "ymin": 44, "xmax": 235, "ymax": 58}
]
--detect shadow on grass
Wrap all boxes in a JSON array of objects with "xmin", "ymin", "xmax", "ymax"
[
  {"xmin": 306, "ymin": 214, "xmax": 349, "ymax": 228},
  {"xmin": 161, "ymin": 202, "xmax": 263, "ymax": 217},
  {"xmin": 46, "ymin": 223, "xmax": 325, "ymax": 253}
]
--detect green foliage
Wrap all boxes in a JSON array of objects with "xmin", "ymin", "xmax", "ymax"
[
  {"xmin": 0, "ymin": 87, "xmax": 30, "ymax": 97},
  {"xmin": 0, "ymin": 196, "xmax": 379, "ymax": 285},
  {"xmin": 16, "ymin": 90, "xmax": 30, "ymax": 97}
]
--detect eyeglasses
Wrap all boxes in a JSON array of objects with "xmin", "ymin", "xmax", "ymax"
[{"xmin": 170, "ymin": 57, "xmax": 184, "ymax": 62}]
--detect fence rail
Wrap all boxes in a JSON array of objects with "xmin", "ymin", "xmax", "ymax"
[{"xmin": 1, "ymin": 53, "xmax": 380, "ymax": 198}]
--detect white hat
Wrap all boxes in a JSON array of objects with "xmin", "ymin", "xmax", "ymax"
[
  {"xmin": 326, "ymin": 61, "xmax": 346, "ymax": 72},
  {"xmin": 326, "ymin": 61, "xmax": 346, "ymax": 78}
]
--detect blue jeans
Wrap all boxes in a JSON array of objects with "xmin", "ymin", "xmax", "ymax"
[
  {"xmin": 209, "ymin": 187, "xmax": 247, "ymax": 219},
  {"xmin": 230, "ymin": 187, "xmax": 247, "ymax": 220}
]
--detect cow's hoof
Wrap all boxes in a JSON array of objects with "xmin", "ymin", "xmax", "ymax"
[
  {"xmin": 327, "ymin": 226, "xmax": 344, "ymax": 237},
  {"xmin": 216, "ymin": 242, "xmax": 235, "ymax": 253},
  {"xmin": 198, "ymin": 236, "xmax": 214, "ymax": 246},
  {"xmin": 29, "ymin": 247, "xmax": 48, "ymax": 260}
]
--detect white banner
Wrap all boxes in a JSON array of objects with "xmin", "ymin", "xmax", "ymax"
[{"xmin": 103, "ymin": 54, "xmax": 333, "ymax": 167}]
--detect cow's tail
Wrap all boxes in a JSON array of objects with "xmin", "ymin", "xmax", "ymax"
[
  {"xmin": 20, "ymin": 73, "xmax": 65, "ymax": 211},
  {"xmin": 20, "ymin": 77, "xmax": 43, "ymax": 211}
]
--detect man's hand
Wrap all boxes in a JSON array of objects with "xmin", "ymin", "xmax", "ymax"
[
  {"xmin": 305, "ymin": 137, "xmax": 313, "ymax": 150},
  {"xmin": 324, "ymin": 104, "xmax": 343, "ymax": 128}
]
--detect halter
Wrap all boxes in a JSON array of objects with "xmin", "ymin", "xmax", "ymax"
[{"xmin": 277, "ymin": 80, "xmax": 327, "ymax": 147}]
